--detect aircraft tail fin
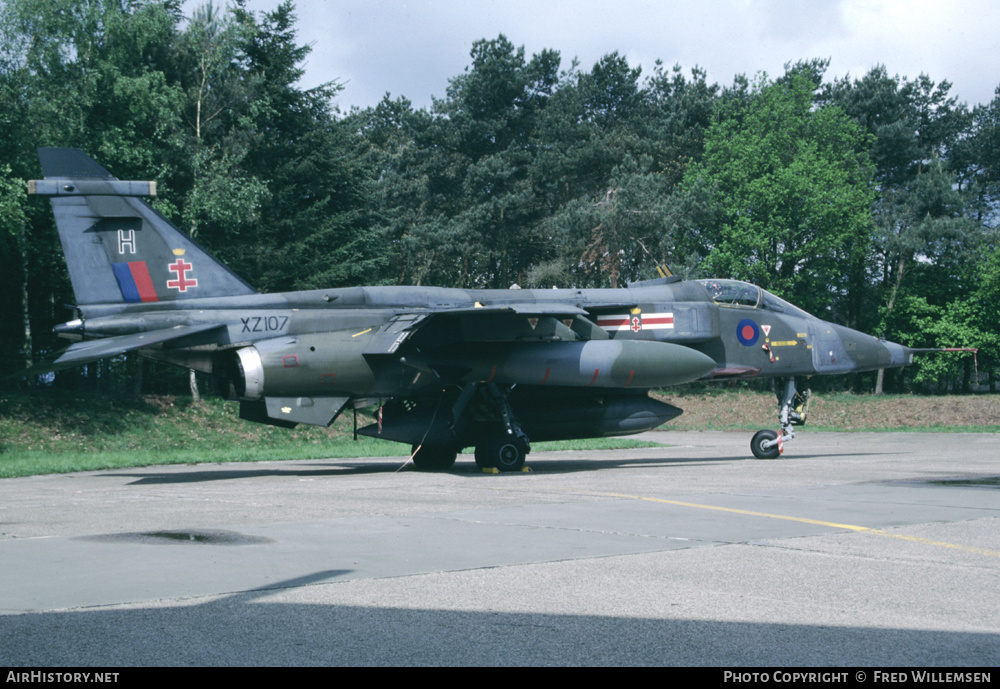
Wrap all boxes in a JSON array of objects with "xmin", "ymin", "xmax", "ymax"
[{"xmin": 29, "ymin": 148, "xmax": 257, "ymax": 307}]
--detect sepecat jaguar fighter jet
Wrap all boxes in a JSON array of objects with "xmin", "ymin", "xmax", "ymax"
[{"xmin": 25, "ymin": 148, "xmax": 917, "ymax": 469}]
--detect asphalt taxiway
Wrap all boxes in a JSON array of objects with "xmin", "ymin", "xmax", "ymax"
[{"xmin": 1, "ymin": 431, "xmax": 997, "ymax": 666}]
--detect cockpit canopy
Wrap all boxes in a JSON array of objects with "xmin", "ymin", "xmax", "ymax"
[{"xmin": 697, "ymin": 279, "xmax": 812, "ymax": 319}]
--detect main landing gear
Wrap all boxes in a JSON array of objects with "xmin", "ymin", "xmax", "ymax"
[
  {"xmin": 471, "ymin": 383, "xmax": 531, "ymax": 472},
  {"xmin": 474, "ymin": 433, "xmax": 530, "ymax": 472},
  {"xmin": 407, "ymin": 382, "xmax": 532, "ymax": 472},
  {"xmin": 750, "ymin": 377, "xmax": 810, "ymax": 460}
]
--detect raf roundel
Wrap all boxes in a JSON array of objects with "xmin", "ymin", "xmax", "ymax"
[{"xmin": 736, "ymin": 318, "xmax": 760, "ymax": 347}]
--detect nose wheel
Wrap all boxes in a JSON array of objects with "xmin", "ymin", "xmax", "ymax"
[
  {"xmin": 750, "ymin": 429, "xmax": 782, "ymax": 459},
  {"xmin": 750, "ymin": 378, "xmax": 808, "ymax": 459}
]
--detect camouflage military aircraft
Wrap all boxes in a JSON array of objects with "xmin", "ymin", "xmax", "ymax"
[{"xmin": 25, "ymin": 148, "xmax": 917, "ymax": 469}]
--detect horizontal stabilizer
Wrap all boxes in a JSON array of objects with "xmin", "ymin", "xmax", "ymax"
[{"xmin": 19, "ymin": 324, "xmax": 225, "ymax": 376}]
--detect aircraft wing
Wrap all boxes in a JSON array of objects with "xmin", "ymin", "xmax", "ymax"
[
  {"xmin": 21, "ymin": 324, "xmax": 226, "ymax": 376},
  {"xmin": 362, "ymin": 304, "xmax": 602, "ymax": 359},
  {"xmin": 431, "ymin": 304, "xmax": 590, "ymax": 317}
]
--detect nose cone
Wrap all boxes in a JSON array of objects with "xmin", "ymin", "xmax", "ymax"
[
  {"xmin": 880, "ymin": 339, "xmax": 915, "ymax": 369},
  {"xmin": 831, "ymin": 325, "xmax": 913, "ymax": 372}
]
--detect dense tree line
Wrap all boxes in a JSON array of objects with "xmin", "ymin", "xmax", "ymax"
[{"xmin": 1, "ymin": 1, "xmax": 997, "ymax": 394}]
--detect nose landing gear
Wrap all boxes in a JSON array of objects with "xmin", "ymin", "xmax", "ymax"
[{"xmin": 750, "ymin": 378, "xmax": 810, "ymax": 459}]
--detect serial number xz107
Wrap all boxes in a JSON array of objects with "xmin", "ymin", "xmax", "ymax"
[{"xmin": 240, "ymin": 315, "xmax": 289, "ymax": 333}]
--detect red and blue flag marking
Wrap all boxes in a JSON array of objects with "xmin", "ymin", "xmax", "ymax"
[{"xmin": 111, "ymin": 261, "xmax": 158, "ymax": 303}]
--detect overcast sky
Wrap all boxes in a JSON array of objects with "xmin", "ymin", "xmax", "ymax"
[{"xmin": 220, "ymin": 0, "xmax": 1000, "ymax": 112}]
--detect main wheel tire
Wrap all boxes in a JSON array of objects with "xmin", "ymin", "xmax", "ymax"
[
  {"xmin": 474, "ymin": 444, "xmax": 495, "ymax": 470},
  {"xmin": 750, "ymin": 429, "xmax": 780, "ymax": 460},
  {"xmin": 410, "ymin": 444, "xmax": 458, "ymax": 471},
  {"xmin": 474, "ymin": 435, "xmax": 528, "ymax": 472}
]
